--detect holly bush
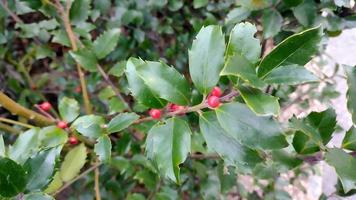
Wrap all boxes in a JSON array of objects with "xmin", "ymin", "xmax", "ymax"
[{"xmin": 0, "ymin": 0, "xmax": 356, "ymax": 199}]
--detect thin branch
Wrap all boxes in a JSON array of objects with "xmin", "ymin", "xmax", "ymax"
[
  {"xmin": 94, "ymin": 161, "xmax": 102, "ymax": 200},
  {"xmin": 134, "ymin": 89, "xmax": 239, "ymax": 124},
  {"xmin": 54, "ymin": 163, "xmax": 101, "ymax": 196},
  {"xmin": 0, "ymin": 0, "xmax": 23, "ymax": 23},
  {"xmin": 96, "ymin": 64, "xmax": 132, "ymax": 111},
  {"xmin": 52, "ymin": 0, "xmax": 92, "ymax": 114},
  {"xmin": 0, "ymin": 122, "xmax": 21, "ymax": 134},
  {"xmin": 0, "ymin": 117, "xmax": 35, "ymax": 129},
  {"xmin": 190, "ymin": 153, "xmax": 220, "ymax": 160},
  {"xmin": 0, "ymin": 92, "xmax": 54, "ymax": 126}
]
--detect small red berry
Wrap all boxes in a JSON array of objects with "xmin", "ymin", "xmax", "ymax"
[
  {"xmin": 68, "ymin": 136, "xmax": 78, "ymax": 145},
  {"xmin": 168, "ymin": 103, "xmax": 184, "ymax": 112},
  {"xmin": 57, "ymin": 121, "xmax": 68, "ymax": 129},
  {"xmin": 207, "ymin": 96, "xmax": 220, "ymax": 108},
  {"xmin": 211, "ymin": 86, "xmax": 222, "ymax": 97},
  {"xmin": 149, "ymin": 109, "xmax": 161, "ymax": 119},
  {"xmin": 75, "ymin": 86, "xmax": 81, "ymax": 93},
  {"xmin": 39, "ymin": 102, "xmax": 52, "ymax": 111}
]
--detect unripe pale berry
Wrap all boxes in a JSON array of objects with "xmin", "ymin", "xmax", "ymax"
[
  {"xmin": 149, "ymin": 109, "xmax": 161, "ymax": 119},
  {"xmin": 69, "ymin": 136, "xmax": 78, "ymax": 145},
  {"xmin": 207, "ymin": 96, "xmax": 220, "ymax": 108},
  {"xmin": 57, "ymin": 121, "xmax": 68, "ymax": 129},
  {"xmin": 39, "ymin": 102, "xmax": 52, "ymax": 111},
  {"xmin": 211, "ymin": 86, "xmax": 222, "ymax": 97}
]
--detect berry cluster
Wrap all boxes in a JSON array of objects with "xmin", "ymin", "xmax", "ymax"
[
  {"xmin": 148, "ymin": 86, "xmax": 223, "ymax": 120},
  {"xmin": 207, "ymin": 86, "xmax": 222, "ymax": 108}
]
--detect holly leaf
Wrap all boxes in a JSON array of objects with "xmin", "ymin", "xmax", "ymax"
[
  {"xmin": 0, "ymin": 135, "xmax": 4, "ymax": 157},
  {"xmin": 60, "ymin": 143, "xmax": 87, "ymax": 182},
  {"xmin": 58, "ymin": 97, "xmax": 80, "ymax": 123},
  {"xmin": 0, "ymin": 157, "xmax": 27, "ymax": 197},
  {"xmin": 262, "ymin": 9, "xmax": 283, "ymax": 39},
  {"xmin": 69, "ymin": 49, "xmax": 98, "ymax": 72},
  {"xmin": 23, "ymin": 193, "xmax": 54, "ymax": 200},
  {"xmin": 93, "ymin": 28, "xmax": 121, "ymax": 59},
  {"xmin": 189, "ymin": 25, "xmax": 225, "ymax": 95},
  {"xmin": 199, "ymin": 112, "xmax": 262, "ymax": 170},
  {"xmin": 24, "ymin": 146, "xmax": 62, "ymax": 191},
  {"xmin": 345, "ymin": 66, "xmax": 356, "ymax": 125},
  {"xmin": 342, "ymin": 126, "xmax": 356, "ymax": 151},
  {"xmin": 291, "ymin": 108, "xmax": 337, "ymax": 154},
  {"xmin": 325, "ymin": 148, "xmax": 356, "ymax": 193},
  {"xmin": 257, "ymin": 26, "xmax": 323, "ymax": 78},
  {"xmin": 107, "ymin": 112, "xmax": 139, "ymax": 134},
  {"xmin": 8, "ymin": 128, "xmax": 40, "ymax": 165},
  {"xmin": 94, "ymin": 135, "xmax": 112, "ymax": 163},
  {"xmin": 135, "ymin": 60, "xmax": 191, "ymax": 105},
  {"xmin": 71, "ymin": 115, "xmax": 106, "ymax": 139},
  {"xmin": 215, "ymin": 102, "xmax": 287, "ymax": 150},
  {"xmin": 226, "ymin": 22, "xmax": 261, "ymax": 64},
  {"xmin": 238, "ymin": 86, "xmax": 280, "ymax": 116},
  {"xmin": 264, "ymin": 64, "xmax": 318, "ymax": 85},
  {"xmin": 126, "ymin": 57, "xmax": 167, "ymax": 108},
  {"xmin": 70, "ymin": 0, "xmax": 90, "ymax": 25},
  {"xmin": 39, "ymin": 126, "xmax": 68, "ymax": 149},
  {"xmin": 146, "ymin": 117, "xmax": 191, "ymax": 183}
]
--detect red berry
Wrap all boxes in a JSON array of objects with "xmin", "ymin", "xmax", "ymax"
[
  {"xmin": 68, "ymin": 136, "xmax": 78, "ymax": 145},
  {"xmin": 168, "ymin": 103, "xmax": 184, "ymax": 112},
  {"xmin": 75, "ymin": 86, "xmax": 81, "ymax": 93},
  {"xmin": 57, "ymin": 121, "xmax": 68, "ymax": 129},
  {"xmin": 39, "ymin": 102, "xmax": 52, "ymax": 111},
  {"xmin": 149, "ymin": 109, "xmax": 161, "ymax": 119},
  {"xmin": 207, "ymin": 96, "xmax": 220, "ymax": 108},
  {"xmin": 211, "ymin": 87, "xmax": 222, "ymax": 97}
]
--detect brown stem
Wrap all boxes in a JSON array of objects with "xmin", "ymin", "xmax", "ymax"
[
  {"xmin": 134, "ymin": 89, "xmax": 239, "ymax": 124},
  {"xmin": 0, "ymin": 0, "xmax": 23, "ymax": 23},
  {"xmin": 94, "ymin": 161, "xmax": 101, "ymax": 200},
  {"xmin": 0, "ymin": 92, "xmax": 54, "ymax": 126},
  {"xmin": 0, "ymin": 122, "xmax": 21, "ymax": 134},
  {"xmin": 53, "ymin": 0, "xmax": 92, "ymax": 114},
  {"xmin": 96, "ymin": 64, "xmax": 132, "ymax": 111}
]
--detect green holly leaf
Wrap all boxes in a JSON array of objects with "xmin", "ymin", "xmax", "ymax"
[
  {"xmin": 199, "ymin": 111, "xmax": 262, "ymax": 169},
  {"xmin": 39, "ymin": 126, "xmax": 68, "ymax": 149},
  {"xmin": 44, "ymin": 172, "xmax": 62, "ymax": 194},
  {"xmin": 262, "ymin": 9, "xmax": 283, "ymax": 39},
  {"xmin": 0, "ymin": 135, "xmax": 4, "ymax": 157},
  {"xmin": 135, "ymin": 60, "xmax": 191, "ymax": 105},
  {"xmin": 0, "ymin": 157, "xmax": 27, "ymax": 197},
  {"xmin": 237, "ymin": 0, "xmax": 273, "ymax": 10},
  {"xmin": 107, "ymin": 112, "xmax": 139, "ymax": 134},
  {"xmin": 325, "ymin": 148, "xmax": 356, "ymax": 193},
  {"xmin": 189, "ymin": 25, "xmax": 225, "ymax": 95},
  {"xmin": 93, "ymin": 28, "xmax": 121, "ymax": 59},
  {"xmin": 193, "ymin": 0, "xmax": 208, "ymax": 8},
  {"xmin": 226, "ymin": 22, "xmax": 261, "ymax": 64},
  {"xmin": 345, "ymin": 66, "xmax": 356, "ymax": 125},
  {"xmin": 225, "ymin": 7, "xmax": 251, "ymax": 25},
  {"xmin": 257, "ymin": 26, "xmax": 322, "ymax": 78},
  {"xmin": 70, "ymin": 0, "xmax": 90, "ymax": 25},
  {"xmin": 292, "ymin": 1, "xmax": 317, "ymax": 27},
  {"xmin": 271, "ymin": 150, "xmax": 303, "ymax": 170},
  {"xmin": 264, "ymin": 64, "xmax": 318, "ymax": 85},
  {"xmin": 69, "ymin": 49, "xmax": 98, "ymax": 72},
  {"xmin": 8, "ymin": 128, "xmax": 40, "ymax": 165},
  {"xmin": 342, "ymin": 126, "xmax": 356, "ymax": 151},
  {"xmin": 215, "ymin": 102, "xmax": 287, "ymax": 150},
  {"xmin": 60, "ymin": 143, "xmax": 87, "ymax": 182},
  {"xmin": 71, "ymin": 115, "xmax": 106, "ymax": 139},
  {"xmin": 94, "ymin": 135, "xmax": 112, "ymax": 163},
  {"xmin": 221, "ymin": 53, "xmax": 266, "ymax": 89},
  {"xmin": 126, "ymin": 57, "xmax": 167, "ymax": 108},
  {"xmin": 23, "ymin": 193, "xmax": 54, "ymax": 200},
  {"xmin": 58, "ymin": 97, "xmax": 80, "ymax": 123},
  {"xmin": 238, "ymin": 86, "xmax": 280, "ymax": 116},
  {"xmin": 146, "ymin": 117, "xmax": 191, "ymax": 183},
  {"xmin": 291, "ymin": 108, "xmax": 337, "ymax": 154},
  {"xmin": 108, "ymin": 61, "xmax": 126, "ymax": 77},
  {"xmin": 24, "ymin": 146, "xmax": 62, "ymax": 191},
  {"xmin": 19, "ymin": 0, "xmax": 42, "ymax": 10}
]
